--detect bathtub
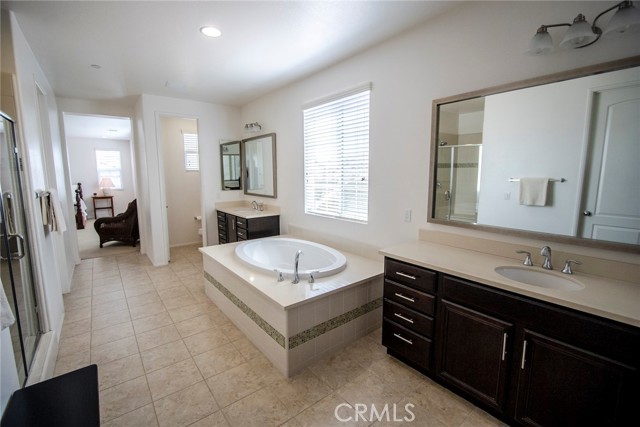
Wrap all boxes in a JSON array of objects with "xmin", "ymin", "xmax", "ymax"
[{"xmin": 235, "ymin": 237, "xmax": 347, "ymax": 279}]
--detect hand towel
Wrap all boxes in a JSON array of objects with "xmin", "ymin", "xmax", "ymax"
[
  {"xmin": 1, "ymin": 280, "xmax": 16, "ymax": 330},
  {"xmin": 519, "ymin": 178, "xmax": 549, "ymax": 206},
  {"xmin": 48, "ymin": 189, "xmax": 67, "ymax": 233}
]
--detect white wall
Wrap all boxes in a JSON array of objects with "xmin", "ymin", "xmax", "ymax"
[
  {"xmin": 138, "ymin": 94, "xmax": 239, "ymax": 265},
  {"xmin": 160, "ymin": 116, "xmax": 201, "ymax": 247},
  {"xmin": 67, "ymin": 136, "xmax": 135, "ymax": 217},
  {"xmin": 239, "ymin": 1, "xmax": 640, "ymax": 250}
]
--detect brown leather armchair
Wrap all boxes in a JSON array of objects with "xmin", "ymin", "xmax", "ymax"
[{"xmin": 94, "ymin": 199, "xmax": 139, "ymax": 248}]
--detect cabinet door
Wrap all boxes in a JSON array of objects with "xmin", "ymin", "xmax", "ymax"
[
  {"xmin": 437, "ymin": 301, "xmax": 512, "ymax": 411},
  {"xmin": 225, "ymin": 213, "xmax": 237, "ymax": 243},
  {"xmin": 515, "ymin": 330, "xmax": 635, "ymax": 427}
]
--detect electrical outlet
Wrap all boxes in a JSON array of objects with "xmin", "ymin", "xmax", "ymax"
[{"xmin": 404, "ymin": 209, "xmax": 412, "ymax": 223}]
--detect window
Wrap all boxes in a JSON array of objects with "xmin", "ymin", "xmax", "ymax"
[
  {"xmin": 303, "ymin": 84, "xmax": 370, "ymax": 223},
  {"xmin": 95, "ymin": 150, "xmax": 122, "ymax": 189},
  {"xmin": 183, "ymin": 132, "xmax": 199, "ymax": 171}
]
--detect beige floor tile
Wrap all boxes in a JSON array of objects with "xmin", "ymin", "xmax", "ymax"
[
  {"xmin": 222, "ymin": 387, "xmax": 290, "ymax": 427},
  {"xmin": 193, "ymin": 342, "xmax": 246, "ymax": 378},
  {"xmin": 272, "ymin": 369, "xmax": 332, "ymax": 417},
  {"xmin": 57, "ymin": 331, "xmax": 91, "ymax": 358},
  {"xmin": 91, "ymin": 335, "xmax": 139, "ymax": 365},
  {"xmin": 146, "ymin": 358, "xmax": 203, "ymax": 401},
  {"xmin": 293, "ymin": 392, "xmax": 370, "ymax": 427},
  {"xmin": 162, "ymin": 292, "xmax": 198, "ymax": 310},
  {"xmin": 65, "ymin": 306, "xmax": 91, "ymax": 323},
  {"xmin": 217, "ymin": 321, "xmax": 243, "ymax": 341},
  {"xmin": 91, "ymin": 322, "xmax": 135, "ymax": 347},
  {"xmin": 168, "ymin": 302, "xmax": 214, "ymax": 324},
  {"xmin": 124, "ymin": 282, "xmax": 157, "ymax": 298},
  {"xmin": 64, "ymin": 296, "xmax": 92, "ymax": 312},
  {"xmin": 132, "ymin": 311, "xmax": 174, "ymax": 335},
  {"xmin": 335, "ymin": 370, "xmax": 404, "ymax": 409},
  {"xmin": 92, "ymin": 308, "xmax": 131, "ymax": 330},
  {"xmin": 98, "ymin": 353, "xmax": 145, "ymax": 391},
  {"xmin": 308, "ymin": 350, "xmax": 366, "ymax": 390},
  {"xmin": 53, "ymin": 351, "xmax": 91, "ymax": 377},
  {"xmin": 100, "ymin": 375, "xmax": 153, "ymax": 423},
  {"xmin": 189, "ymin": 289, "xmax": 212, "ymax": 304},
  {"xmin": 137, "ymin": 324, "xmax": 181, "ymax": 352},
  {"xmin": 65, "ymin": 285, "xmax": 92, "ymax": 299},
  {"xmin": 140, "ymin": 339, "xmax": 191, "ymax": 373},
  {"xmin": 157, "ymin": 285, "xmax": 190, "ymax": 300},
  {"xmin": 183, "ymin": 328, "xmax": 230, "ymax": 356},
  {"xmin": 175, "ymin": 313, "xmax": 218, "ymax": 338},
  {"xmin": 231, "ymin": 337, "xmax": 262, "ymax": 361},
  {"xmin": 364, "ymin": 356, "xmax": 424, "ymax": 396},
  {"xmin": 92, "ymin": 289, "xmax": 126, "ymax": 306},
  {"xmin": 401, "ymin": 380, "xmax": 475, "ymax": 427},
  {"xmin": 126, "ymin": 290, "xmax": 161, "ymax": 309},
  {"xmin": 101, "ymin": 404, "xmax": 158, "ymax": 427},
  {"xmin": 189, "ymin": 411, "xmax": 229, "ymax": 427},
  {"xmin": 129, "ymin": 300, "xmax": 167, "ymax": 320},
  {"xmin": 93, "ymin": 282, "xmax": 124, "ymax": 296},
  {"xmin": 93, "ymin": 276, "xmax": 123, "ymax": 288},
  {"xmin": 92, "ymin": 298, "xmax": 129, "ymax": 317},
  {"xmin": 60, "ymin": 317, "xmax": 92, "ymax": 340},
  {"xmin": 153, "ymin": 381, "xmax": 219, "ymax": 427},
  {"xmin": 459, "ymin": 407, "xmax": 508, "ymax": 427}
]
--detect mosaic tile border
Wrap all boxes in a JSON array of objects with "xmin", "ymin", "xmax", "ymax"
[
  {"xmin": 288, "ymin": 297, "xmax": 382, "ymax": 349},
  {"xmin": 204, "ymin": 271, "xmax": 286, "ymax": 348},
  {"xmin": 204, "ymin": 272, "xmax": 382, "ymax": 351}
]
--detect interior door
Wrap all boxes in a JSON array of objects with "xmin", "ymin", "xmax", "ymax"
[
  {"xmin": 0, "ymin": 112, "xmax": 42, "ymax": 385},
  {"xmin": 579, "ymin": 84, "xmax": 640, "ymax": 244}
]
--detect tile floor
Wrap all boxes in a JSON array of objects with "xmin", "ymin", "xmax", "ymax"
[{"xmin": 54, "ymin": 244, "xmax": 506, "ymax": 427}]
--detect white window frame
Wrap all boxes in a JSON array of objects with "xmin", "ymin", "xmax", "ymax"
[
  {"xmin": 303, "ymin": 83, "xmax": 371, "ymax": 223},
  {"xmin": 95, "ymin": 149, "xmax": 123, "ymax": 190},
  {"xmin": 183, "ymin": 132, "xmax": 199, "ymax": 171}
]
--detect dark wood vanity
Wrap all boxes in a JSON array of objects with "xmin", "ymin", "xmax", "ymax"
[
  {"xmin": 216, "ymin": 210, "xmax": 279, "ymax": 244},
  {"xmin": 382, "ymin": 257, "xmax": 639, "ymax": 427}
]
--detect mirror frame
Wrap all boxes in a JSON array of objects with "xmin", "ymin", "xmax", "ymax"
[
  {"xmin": 242, "ymin": 132, "xmax": 277, "ymax": 199},
  {"xmin": 428, "ymin": 55, "xmax": 640, "ymax": 253},
  {"xmin": 220, "ymin": 140, "xmax": 242, "ymax": 191}
]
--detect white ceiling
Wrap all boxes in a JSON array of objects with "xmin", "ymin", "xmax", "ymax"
[
  {"xmin": 6, "ymin": 0, "xmax": 458, "ymax": 107},
  {"xmin": 63, "ymin": 113, "xmax": 132, "ymax": 140}
]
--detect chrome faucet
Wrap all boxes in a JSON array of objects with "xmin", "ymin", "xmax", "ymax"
[
  {"xmin": 251, "ymin": 200, "xmax": 259, "ymax": 210},
  {"xmin": 540, "ymin": 246, "xmax": 553, "ymax": 270},
  {"xmin": 292, "ymin": 250, "xmax": 303, "ymax": 284}
]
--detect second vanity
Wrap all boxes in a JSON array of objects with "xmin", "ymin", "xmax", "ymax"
[
  {"xmin": 380, "ymin": 240, "xmax": 639, "ymax": 427},
  {"xmin": 216, "ymin": 202, "xmax": 280, "ymax": 244}
]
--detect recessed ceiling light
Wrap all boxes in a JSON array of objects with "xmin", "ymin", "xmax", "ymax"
[
  {"xmin": 90, "ymin": 64, "xmax": 101, "ymax": 69},
  {"xmin": 200, "ymin": 26, "xmax": 222, "ymax": 38}
]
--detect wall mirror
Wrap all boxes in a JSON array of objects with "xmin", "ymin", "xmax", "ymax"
[
  {"xmin": 220, "ymin": 141, "xmax": 242, "ymax": 191},
  {"xmin": 428, "ymin": 57, "xmax": 640, "ymax": 252},
  {"xmin": 243, "ymin": 132, "xmax": 277, "ymax": 198}
]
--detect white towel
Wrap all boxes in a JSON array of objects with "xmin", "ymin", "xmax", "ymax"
[
  {"xmin": 48, "ymin": 189, "xmax": 67, "ymax": 234},
  {"xmin": 1, "ymin": 279, "xmax": 16, "ymax": 331},
  {"xmin": 519, "ymin": 178, "xmax": 549, "ymax": 206}
]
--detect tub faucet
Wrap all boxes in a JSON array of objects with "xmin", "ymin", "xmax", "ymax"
[
  {"xmin": 292, "ymin": 250, "xmax": 303, "ymax": 284},
  {"xmin": 541, "ymin": 246, "xmax": 553, "ymax": 270}
]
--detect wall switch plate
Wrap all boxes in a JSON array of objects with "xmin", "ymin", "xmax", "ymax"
[
  {"xmin": 504, "ymin": 192, "xmax": 511, "ymax": 200},
  {"xmin": 404, "ymin": 209, "xmax": 412, "ymax": 223}
]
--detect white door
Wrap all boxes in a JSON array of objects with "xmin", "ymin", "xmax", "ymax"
[{"xmin": 579, "ymin": 83, "xmax": 640, "ymax": 244}]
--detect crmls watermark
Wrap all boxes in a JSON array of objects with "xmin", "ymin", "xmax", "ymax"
[{"xmin": 334, "ymin": 403, "xmax": 416, "ymax": 423}]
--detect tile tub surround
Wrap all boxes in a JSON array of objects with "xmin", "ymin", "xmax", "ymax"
[{"xmin": 200, "ymin": 240, "xmax": 384, "ymax": 376}]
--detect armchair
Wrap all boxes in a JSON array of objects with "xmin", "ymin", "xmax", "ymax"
[{"xmin": 94, "ymin": 199, "xmax": 139, "ymax": 248}]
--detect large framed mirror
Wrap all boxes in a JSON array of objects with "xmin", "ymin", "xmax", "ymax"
[
  {"xmin": 428, "ymin": 56, "xmax": 640, "ymax": 252},
  {"xmin": 243, "ymin": 133, "xmax": 277, "ymax": 198},
  {"xmin": 220, "ymin": 140, "xmax": 242, "ymax": 191}
]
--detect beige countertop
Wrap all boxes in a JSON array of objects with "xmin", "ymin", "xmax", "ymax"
[
  {"xmin": 380, "ymin": 240, "xmax": 640, "ymax": 328},
  {"xmin": 216, "ymin": 202, "xmax": 280, "ymax": 219}
]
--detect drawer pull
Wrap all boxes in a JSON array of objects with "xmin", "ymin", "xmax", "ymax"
[
  {"xmin": 396, "ymin": 271, "xmax": 417, "ymax": 280},
  {"xmin": 394, "ymin": 293, "xmax": 415, "ymax": 303},
  {"xmin": 501, "ymin": 333, "xmax": 508, "ymax": 361},
  {"xmin": 521, "ymin": 340, "xmax": 528, "ymax": 369},
  {"xmin": 393, "ymin": 333, "xmax": 413, "ymax": 345},
  {"xmin": 393, "ymin": 312, "xmax": 414, "ymax": 324}
]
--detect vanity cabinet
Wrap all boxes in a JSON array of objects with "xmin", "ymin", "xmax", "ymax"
[
  {"xmin": 382, "ymin": 257, "xmax": 639, "ymax": 426},
  {"xmin": 381, "ymin": 258, "xmax": 437, "ymax": 372},
  {"xmin": 216, "ymin": 210, "xmax": 279, "ymax": 244}
]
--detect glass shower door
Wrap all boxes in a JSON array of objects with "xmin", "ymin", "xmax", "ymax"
[{"xmin": 0, "ymin": 111, "xmax": 42, "ymax": 385}]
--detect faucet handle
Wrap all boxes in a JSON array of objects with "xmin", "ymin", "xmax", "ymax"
[
  {"xmin": 561, "ymin": 260, "xmax": 582, "ymax": 275},
  {"xmin": 274, "ymin": 269, "xmax": 284, "ymax": 282},
  {"xmin": 308, "ymin": 271, "xmax": 319, "ymax": 284},
  {"xmin": 516, "ymin": 250, "xmax": 533, "ymax": 266}
]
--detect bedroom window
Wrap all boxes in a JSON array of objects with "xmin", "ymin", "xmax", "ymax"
[
  {"xmin": 184, "ymin": 132, "xmax": 199, "ymax": 171},
  {"xmin": 95, "ymin": 150, "xmax": 122, "ymax": 189},
  {"xmin": 303, "ymin": 84, "xmax": 371, "ymax": 223}
]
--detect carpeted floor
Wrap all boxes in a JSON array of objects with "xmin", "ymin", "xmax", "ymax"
[{"xmin": 77, "ymin": 219, "xmax": 139, "ymax": 260}]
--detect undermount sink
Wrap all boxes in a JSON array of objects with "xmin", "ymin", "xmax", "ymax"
[{"xmin": 495, "ymin": 266, "xmax": 584, "ymax": 291}]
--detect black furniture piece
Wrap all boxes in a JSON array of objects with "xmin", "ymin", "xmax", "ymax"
[
  {"xmin": 0, "ymin": 365, "xmax": 99, "ymax": 427},
  {"xmin": 94, "ymin": 199, "xmax": 139, "ymax": 248}
]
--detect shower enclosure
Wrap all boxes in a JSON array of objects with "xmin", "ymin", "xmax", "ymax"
[
  {"xmin": 434, "ymin": 144, "xmax": 482, "ymax": 223},
  {"xmin": 1, "ymin": 111, "xmax": 42, "ymax": 385}
]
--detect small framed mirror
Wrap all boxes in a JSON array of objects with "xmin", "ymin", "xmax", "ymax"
[
  {"xmin": 243, "ymin": 133, "xmax": 277, "ymax": 198},
  {"xmin": 220, "ymin": 141, "xmax": 242, "ymax": 191}
]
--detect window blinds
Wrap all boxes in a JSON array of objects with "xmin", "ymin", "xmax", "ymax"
[
  {"xmin": 183, "ymin": 133, "xmax": 199, "ymax": 171},
  {"xmin": 95, "ymin": 150, "xmax": 122, "ymax": 189},
  {"xmin": 303, "ymin": 85, "xmax": 370, "ymax": 223}
]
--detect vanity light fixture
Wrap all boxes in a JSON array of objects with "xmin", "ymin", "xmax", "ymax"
[
  {"xmin": 200, "ymin": 26, "xmax": 222, "ymax": 38},
  {"xmin": 528, "ymin": 1, "xmax": 640, "ymax": 55},
  {"xmin": 244, "ymin": 122, "xmax": 262, "ymax": 133}
]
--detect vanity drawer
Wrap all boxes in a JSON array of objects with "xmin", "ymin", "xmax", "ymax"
[
  {"xmin": 236, "ymin": 217, "xmax": 247, "ymax": 229},
  {"xmin": 236, "ymin": 228, "xmax": 247, "ymax": 240},
  {"xmin": 384, "ymin": 280, "xmax": 435, "ymax": 316},
  {"xmin": 382, "ymin": 319, "xmax": 432, "ymax": 371},
  {"xmin": 384, "ymin": 299, "xmax": 434, "ymax": 338},
  {"xmin": 385, "ymin": 258, "xmax": 437, "ymax": 294},
  {"xmin": 217, "ymin": 211, "xmax": 226, "ymax": 222}
]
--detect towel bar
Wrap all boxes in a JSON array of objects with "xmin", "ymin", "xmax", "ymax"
[{"xmin": 509, "ymin": 178, "xmax": 566, "ymax": 183}]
